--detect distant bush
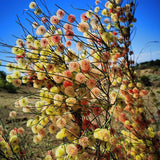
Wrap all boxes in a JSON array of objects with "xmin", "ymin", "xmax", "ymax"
[
  {"xmin": 0, "ymin": 70, "xmax": 17, "ymax": 93},
  {"xmin": 0, "ymin": 79, "xmax": 5, "ymax": 88},
  {"xmin": 140, "ymin": 75, "xmax": 152, "ymax": 86},
  {"xmin": 5, "ymin": 82, "xmax": 17, "ymax": 93},
  {"xmin": 0, "ymin": 71, "xmax": 6, "ymax": 80},
  {"xmin": 136, "ymin": 59, "xmax": 160, "ymax": 69}
]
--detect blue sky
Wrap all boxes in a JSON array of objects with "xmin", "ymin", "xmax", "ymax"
[{"xmin": 0, "ymin": 0, "xmax": 160, "ymax": 72}]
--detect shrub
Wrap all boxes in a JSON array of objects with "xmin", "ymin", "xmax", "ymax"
[
  {"xmin": 0, "ymin": 0, "xmax": 160, "ymax": 159},
  {"xmin": 0, "ymin": 79, "xmax": 5, "ymax": 88},
  {"xmin": 5, "ymin": 82, "xmax": 17, "ymax": 93},
  {"xmin": 0, "ymin": 71, "xmax": 6, "ymax": 80},
  {"xmin": 0, "ymin": 71, "xmax": 17, "ymax": 93},
  {"xmin": 0, "ymin": 71, "xmax": 6, "ymax": 90},
  {"xmin": 140, "ymin": 75, "xmax": 152, "ymax": 86}
]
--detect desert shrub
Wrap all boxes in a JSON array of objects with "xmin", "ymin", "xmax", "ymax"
[
  {"xmin": 135, "ymin": 59, "xmax": 160, "ymax": 69},
  {"xmin": 0, "ymin": 71, "xmax": 17, "ymax": 93},
  {"xmin": 5, "ymin": 82, "xmax": 17, "ymax": 93},
  {"xmin": 150, "ymin": 75, "xmax": 160, "ymax": 81},
  {"xmin": 0, "ymin": 115, "xmax": 32, "ymax": 160},
  {"xmin": 0, "ymin": 71, "xmax": 6, "ymax": 90},
  {"xmin": 0, "ymin": 79, "xmax": 5, "ymax": 88},
  {"xmin": 0, "ymin": 0, "xmax": 160, "ymax": 159},
  {"xmin": 140, "ymin": 75, "xmax": 151, "ymax": 86},
  {"xmin": 0, "ymin": 71, "xmax": 6, "ymax": 80},
  {"xmin": 153, "ymin": 59, "xmax": 160, "ymax": 66}
]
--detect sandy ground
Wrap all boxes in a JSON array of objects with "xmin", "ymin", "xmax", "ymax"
[{"xmin": 0, "ymin": 85, "xmax": 38, "ymax": 122}]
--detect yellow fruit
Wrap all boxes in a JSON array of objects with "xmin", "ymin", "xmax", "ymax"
[
  {"xmin": 13, "ymin": 145, "xmax": 20, "ymax": 153},
  {"xmin": 55, "ymin": 145, "xmax": 65, "ymax": 157},
  {"xmin": 101, "ymin": 32, "xmax": 109, "ymax": 44}
]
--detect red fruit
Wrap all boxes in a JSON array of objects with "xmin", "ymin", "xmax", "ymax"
[
  {"xmin": 121, "ymin": 53, "xmax": 125, "ymax": 57},
  {"xmin": 16, "ymin": 53, "xmax": 25, "ymax": 61},
  {"xmin": 124, "ymin": 124, "xmax": 133, "ymax": 131},
  {"xmin": 125, "ymin": 95, "xmax": 132, "ymax": 103},
  {"xmin": 124, "ymin": 105, "xmax": 132, "ymax": 112},
  {"xmin": 123, "ymin": 48, "xmax": 129, "ymax": 55},
  {"xmin": 140, "ymin": 90, "xmax": 148, "ymax": 96},
  {"xmin": 119, "ymin": 153, "xmax": 124, "ymax": 158},
  {"xmin": 29, "ymin": 77, "xmax": 32, "ymax": 82},
  {"xmin": 95, "ymin": 0, "xmax": 99, "ymax": 5},
  {"xmin": 81, "ymin": 13, "xmax": 88, "ymax": 21},
  {"xmin": 51, "ymin": 35, "xmax": 61, "ymax": 44},
  {"xmin": 63, "ymin": 70, "xmax": 72, "ymax": 78},
  {"xmin": 129, "ymin": 51, "xmax": 133, "ymax": 55},
  {"xmin": 81, "ymin": 100, "xmax": 88, "ymax": 106},
  {"xmin": 120, "ymin": 90, "xmax": 127, "ymax": 95},
  {"xmin": 118, "ymin": 112, "xmax": 128, "ymax": 123},
  {"xmin": 65, "ymin": 41, "xmax": 72, "ymax": 47},
  {"xmin": 81, "ymin": 69, "xmax": 90, "ymax": 73},
  {"xmin": 67, "ymin": 14, "xmax": 76, "ymax": 23},
  {"xmin": 65, "ymin": 30, "xmax": 74, "ymax": 39},
  {"xmin": 113, "ymin": 31, "xmax": 117, "ymax": 36},
  {"xmin": 115, "ymin": 53, "xmax": 121, "ymax": 59},
  {"xmin": 115, "ymin": 106, "xmax": 123, "ymax": 112},
  {"xmin": 111, "ymin": 44, "xmax": 114, "ymax": 48},
  {"xmin": 110, "ymin": 128, "xmax": 115, "ymax": 135},
  {"xmin": 157, "ymin": 110, "xmax": 160, "ymax": 117},
  {"xmin": 71, "ymin": 114, "xmax": 79, "ymax": 123},
  {"xmin": 76, "ymin": 144, "xmax": 82, "ymax": 151},
  {"xmin": 82, "ymin": 108, "xmax": 90, "ymax": 116},
  {"xmin": 97, "ymin": 38, "xmax": 102, "ymax": 45},
  {"xmin": 128, "ymin": 89, "xmax": 133, "ymax": 94},
  {"xmin": 133, "ymin": 87, "xmax": 139, "ymax": 94},
  {"xmin": 56, "ymin": 43, "xmax": 65, "ymax": 52},
  {"xmin": 109, "ymin": 9, "xmax": 113, "ymax": 13},
  {"xmin": 2, "ymin": 129, "xmax": 7, "ymax": 135},
  {"xmin": 19, "ymin": 150, "xmax": 26, "ymax": 157},
  {"xmin": 47, "ymin": 83, "xmax": 53, "ymax": 90},
  {"xmin": 122, "ymin": 80, "xmax": 129, "ymax": 85},
  {"xmin": 14, "ymin": 128, "xmax": 18, "ymax": 132},
  {"xmin": 21, "ymin": 150, "xmax": 26, "ymax": 154},
  {"xmin": 102, "ymin": 52, "xmax": 110, "ymax": 60},
  {"xmin": 82, "ymin": 119, "xmax": 91, "ymax": 130},
  {"xmin": 41, "ymin": 17, "xmax": 47, "ymax": 23},
  {"xmin": 92, "ymin": 123, "xmax": 98, "ymax": 129},
  {"xmin": 93, "ymin": 107, "xmax": 102, "ymax": 115},
  {"xmin": 63, "ymin": 80, "xmax": 73, "ymax": 88},
  {"xmin": 113, "ymin": 145, "xmax": 121, "ymax": 154},
  {"xmin": 16, "ymin": 52, "xmax": 25, "ymax": 58}
]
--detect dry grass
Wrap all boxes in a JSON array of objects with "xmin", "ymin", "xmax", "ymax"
[{"xmin": 0, "ymin": 84, "xmax": 38, "ymax": 123}]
